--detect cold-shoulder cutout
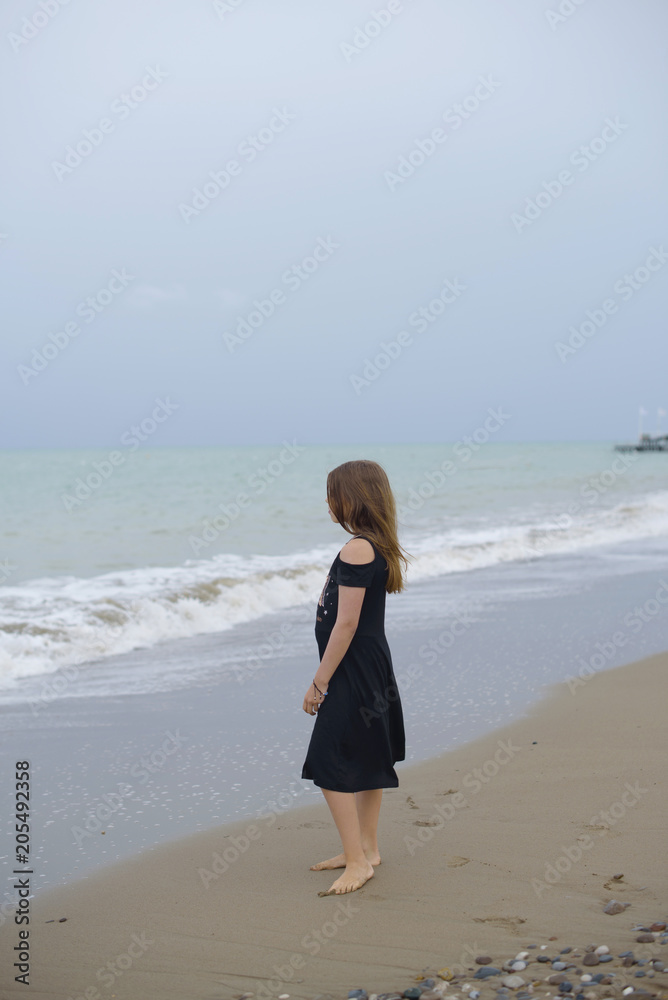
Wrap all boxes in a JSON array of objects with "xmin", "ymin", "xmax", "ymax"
[
  {"xmin": 336, "ymin": 537, "xmax": 376, "ymax": 588},
  {"xmin": 339, "ymin": 536, "xmax": 374, "ymax": 565}
]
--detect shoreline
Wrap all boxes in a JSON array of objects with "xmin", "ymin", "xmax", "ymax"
[
  {"xmin": 4, "ymin": 535, "xmax": 668, "ymax": 895},
  {"xmin": 2, "ymin": 651, "xmax": 666, "ymax": 999}
]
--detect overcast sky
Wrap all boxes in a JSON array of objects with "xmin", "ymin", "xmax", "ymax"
[{"xmin": 1, "ymin": 0, "xmax": 667, "ymax": 447}]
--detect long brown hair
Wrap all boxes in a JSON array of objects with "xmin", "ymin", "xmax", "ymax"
[{"xmin": 326, "ymin": 460, "xmax": 410, "ymax": 594}]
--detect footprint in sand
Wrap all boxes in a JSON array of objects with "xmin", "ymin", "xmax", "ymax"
[
  {"xmin": 473, "ymin": 915, "xmax": 527, "ymax": 932},
  {"xmin": 602, "ymin": 874, "xmax": 638, "ymax": 892},
  {"xmin": 445, "ymin": 856, "xmax": 471, "ymax": 867},
  {"xmin": 298, "ymin": 821, "xmax": 329, "ymax": 828},
  {"xmin": 406, "ymin": 796, "xmax": 419, "ymax": 809}
]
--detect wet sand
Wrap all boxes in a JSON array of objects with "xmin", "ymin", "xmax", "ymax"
[{"xmin": 2, "ymin": 651, "xmax": 666, "ymax": 999}]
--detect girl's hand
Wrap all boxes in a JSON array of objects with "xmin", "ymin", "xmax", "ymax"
[{"xmin": 302, "ymin": 680, "xmax": 328, "ymax": 715}]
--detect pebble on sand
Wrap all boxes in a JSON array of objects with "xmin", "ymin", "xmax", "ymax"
[
  {"xmin": 500, "ymin": 975, "xmax": 526, "ymax": 989},
  {"xmin": 345, "ymin": 917, "xmax": 668, "ymax": 1000},
  {"xmin": 603, "ymin": 900, "xmax": 630, "ymax": 915},
  {"xmin": 474, "ymin": 967, "xmax": 502, "ymax": 980}
]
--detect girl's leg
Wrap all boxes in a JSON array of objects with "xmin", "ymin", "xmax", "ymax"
[
  {"xmin": 316, "ymin": 788, "xmax": 374, "ymax": 894},
  {"xmin": 354, "ymin": 788, "xmax": 382, "ymax": 861},
  {"xmin": 309, "ymin": 787, "xmax": 383, "ymax": 870}
]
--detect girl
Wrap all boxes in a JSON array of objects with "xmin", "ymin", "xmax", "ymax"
[{"xmin": 301, "ymin": 459, "xmax": 409, "ymax": 896}]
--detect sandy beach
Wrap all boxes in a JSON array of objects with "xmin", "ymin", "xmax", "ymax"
[
  {"xmin": 3, "ymin": 650, "xmax": 666, "ymax": 1000},
  {"xmin": 3, "ymin": 0, "xmax": 668, "ymax": 993}
]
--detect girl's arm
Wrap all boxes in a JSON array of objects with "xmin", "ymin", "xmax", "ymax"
[
  {"xmin": 302, "ymin": 537, "xmax": 373, "ymax": 713},
  {"xmin": 313, "ymin": 584, "xmax": 365, "ymax": 689}
]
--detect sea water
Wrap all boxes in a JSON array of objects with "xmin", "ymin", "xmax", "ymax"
[{"xmin": 1, "ymin": 440, "xmax": 667, "ymax": 701}]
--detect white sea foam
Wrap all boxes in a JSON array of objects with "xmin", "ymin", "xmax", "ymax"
[{"xmin": 1, "ymin": 489, "xmax": 668, "ymax": 691}]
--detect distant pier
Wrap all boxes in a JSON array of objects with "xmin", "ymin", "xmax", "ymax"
[{"xmin": 615, "ymin": 433, "xmax": 668, "ymax": 452}]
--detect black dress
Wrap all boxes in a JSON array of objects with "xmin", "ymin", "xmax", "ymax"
[{"xmin": 301, "ymin": 537, "xmax": 406, "ymax": 792}]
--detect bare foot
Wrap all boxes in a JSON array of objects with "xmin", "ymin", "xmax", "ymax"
[
  {"xmin": 310, "ymin": 849, "xmax": 380, "ymax": 870},
  {"xmin": 317, "ymin": 859, "xmax": 374, "ymax": 895}
]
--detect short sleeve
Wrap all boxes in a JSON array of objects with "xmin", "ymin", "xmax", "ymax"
[{"xmin": 336, "ymin": 557, "xmax": 376, "ymax": 588}]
